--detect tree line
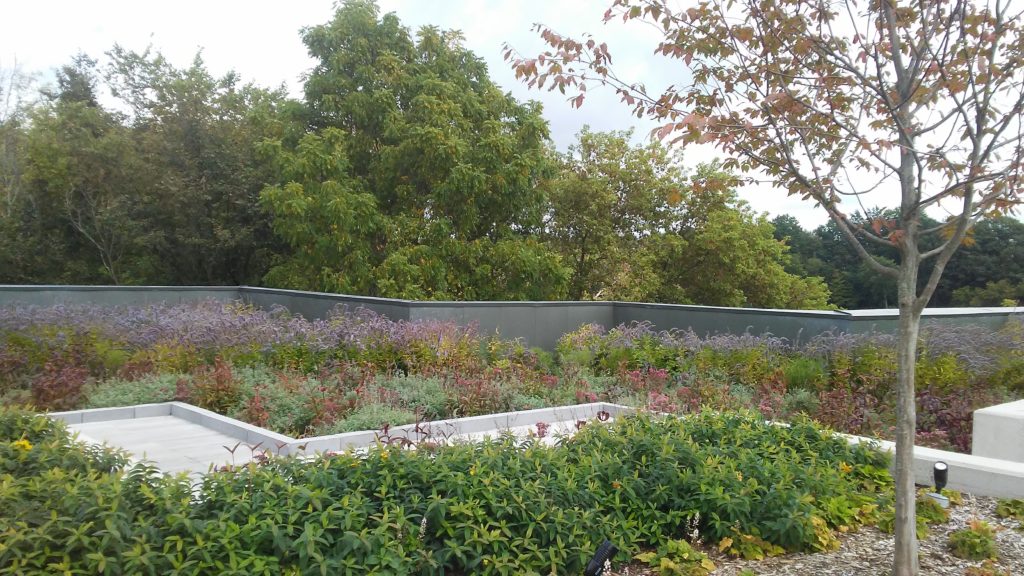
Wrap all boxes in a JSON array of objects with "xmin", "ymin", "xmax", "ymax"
[
  {"xmin": 0, "ymin": 0, "xmax": 1018, "ymax": 309},
  {"xmin": 772, "ymin": 213, "xmax": 1024, "ymax": 308}
]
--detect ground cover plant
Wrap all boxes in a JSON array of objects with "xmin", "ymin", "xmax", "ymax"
[
  {"xmin": 1, "ymin": 301, "xmax": 1021, "ymax": 449},
  {"xmin": 948, "ymin": 519, "xmax": 1000, "ymax": 561},
  {"xmin": 0, "ymin": 406, "xmax": 892, "ymax": 575},
  {"xmin": 555, "ymin": 320, "xmax": 1023, "ymax": 453}
]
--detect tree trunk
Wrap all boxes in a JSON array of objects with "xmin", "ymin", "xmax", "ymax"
[{"xmin": 893, "ymin": 265, "xmax": 920, "ymax": 576}]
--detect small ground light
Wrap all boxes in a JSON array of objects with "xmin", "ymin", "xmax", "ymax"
[
  {"xmin": 927, "ymin": 461, "xmax": 950, "ymax": 509},
  {"xmin": 584, "ymin": 540, "xmax": 618, "ymax": 576},
  {"xmin": 934, "ymin": 461, "xmax": 948, "ymax": 492}
]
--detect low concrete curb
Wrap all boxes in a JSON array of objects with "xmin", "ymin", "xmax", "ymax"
[
  {"xmin": 280, "ymin": 402, "xmax": 631, "ymax": 456},
  {"xmin": 49, "ymin": 403, "xmax": 1024, "ymax": 498},
  {"xmin": 50, "ymin": 401, "xmax": 631, "ymax": 459},
  {"xmin": 51, "ymin": 402, "xmax": 293, "ymax": 449},
  {"xmin": 843, "ymin": 434, "xmax": 1024, "ymax": 499}
]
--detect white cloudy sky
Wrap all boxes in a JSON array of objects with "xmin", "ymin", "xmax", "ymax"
[{"xmin": 2, "ymin": 0, "xmax": 842, "ymax": 227}]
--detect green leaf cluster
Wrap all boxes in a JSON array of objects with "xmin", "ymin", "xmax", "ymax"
[
  {"xmin": 948, "ymin": 519, "xmax": 999, "ymax": 561},
  {"xmin": 635, "ymin": 539, "xmax": 716, "ymax": 575},
  {"xmin": 0, "ymin": 406, "xmax": 891, "ymax": 575},
  {"xmin": 995, "ymin": 498, "xmax": 1024, "ymax": 527},
  {"xmin": 548, "ymin": 130, "xmax": 830, "ymax": 308},
  {"xmin": 260, "ymin": 0, "xmax": 566, "ymax": 301},
  {"xmin": 1, "ymin": 49, "xmax": 287, "ymax": 286}
]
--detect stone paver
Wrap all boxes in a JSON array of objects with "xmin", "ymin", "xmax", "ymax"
[{"xmin": 70, "ymin": 415, "xmax": 259, "ymax": 475}]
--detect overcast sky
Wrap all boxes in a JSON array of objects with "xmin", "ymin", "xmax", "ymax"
[{"xmin": 2, "ymin": 0, "xmax": 841, "ymax": 227}]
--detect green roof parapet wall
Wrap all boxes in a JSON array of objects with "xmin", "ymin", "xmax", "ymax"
[{"xmin": 1, "ymin": 285, "xmax": 1021, "ymax": 349}]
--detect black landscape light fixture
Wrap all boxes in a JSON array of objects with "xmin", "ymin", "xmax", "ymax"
[
  {"xmin": 933, "ymin": 461, "xmax": 948, "ymax": 493},
  {"xmin": 583, "ymin": 540, "xmax": 618, "ymax": 576},
  {"xmin": 926, "ymin": 461, "xmax": 951, "ymax": 509}
]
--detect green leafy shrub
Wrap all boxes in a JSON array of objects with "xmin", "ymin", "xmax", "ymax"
[
  {"xmin": 315, "ymin": 404, "xmax": 418, "ymax": 435},
  {"xmin": 636, "ymin": 539, "xmax": 716, "ymax": 575},
  {"xmin": 129, "ymin": 341, "xmax": 203, "ymax": 374},
  {"xmin": 0, "ymin": 407, "xmax": 892, "ymax": 575},
  {"xmin": 780, "ymin": 356, "xmax": 826, "ymax": 390},
  {"xmin": 995, "ymin": 498, "xmax": 1024, "ymax": 522},
  {"xmin": 949, "ymin": 519, "xmax": 999, "ymax": 561},
  {"xmin": 916, "ymin": 493, "xmax": 952, "ymax": 524},
  {"xmin": 190, "ymin": 357, "xmax": 242, "ymax": 413},
  {"xmin": 230, "ymin": 372, "xmax": 317, "ymax": 436},
  {"xmin": 378, "ymin": 375, "xmax": 448, "ymax": 420},
  {"xmin": 991, "ymin": 357, "xmax": 1024, "ymax": 393},
  {"xmin": 85, "ymin": 372, "xmax": 185, "ymax": 408},
  {"xmin": 555, "ymin": 323, "xmax": 605, "ymax": 370},
  {"xmin": 443, "ymin": 374, "xmax": 515, "ymax": 417},
  {"xmin": 878, "ymin": 494, "xmax": 949, "ymax": 539},
  {"xmin": 780, "ymin": 388, "xmax": 820, "ymax": 417},
  {"xmin": 717, "ymin": 529, "xmax": 785, "ymax": 560},
  {"xmin": 995, "ymin": 498, "xmax": 1024, "ymax": 534},
  {"xmin": 916, "ymin": 352, "xmax": 972, "ymax": 393}
]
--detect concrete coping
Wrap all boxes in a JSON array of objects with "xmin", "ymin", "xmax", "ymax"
[
  {"xmin": 50, "ymin": 402, "xmax": 293, "ymax": 449},
  {"xmin": 974, "ymin": 398, "xmax": 1024, "ymax": 417},
  {"xmin": 0, "ymin": 285, "xmax": 239, "ymax": 293},
  {"xmin": 282, "ymin": 402, "xmax": 631, "ymax": 456},
  {"xmin": 841, "ymin": 433, "xmax": 1024, "ymax": 499},
  {"xmin": 849, "ymin": 307, "xmax": 1020, "ymax": 318},
  {"xmin": 50, "ymin": 401, "xmax": 630, "ymax": 458}
]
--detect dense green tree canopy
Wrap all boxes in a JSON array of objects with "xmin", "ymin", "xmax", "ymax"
[
  {"xmin": 6, "ymin": 0, "xmax": 1020, "ymax": 311},
  {"xmin": 261, "ymin": 0, "xmax": 567, "ymax": 300},
  {"xmin": 545, "ymin": 128, "xmax": 681, "ymax": 300},
  {"xmin": 547, "ymin": 129, "xmax": 831, "ymax": 308},
  {"xmin": 774, "ymin": 213, "xmax": 1024, "ymax": 309},
  {"xmin": 940, "ymin": 217, "xmax": 1024, "ymax": 306},
  {"xmin": 106, "ymin": 48, "xmax": 290, "ymax": 285},
  {"xmin": 0, "ymin": 49, "xmax": 288, "ymax": 286}
]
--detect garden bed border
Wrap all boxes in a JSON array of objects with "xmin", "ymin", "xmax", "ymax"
[{"xmin": 48, "ymin": 402, "xmax": 1024, "ymax": 498}]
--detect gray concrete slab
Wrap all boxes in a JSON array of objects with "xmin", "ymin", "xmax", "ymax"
[
  {"xmin": 973, "ymin": 399, "xmax": 1024, "ymax": 462},
  {"xmin": 70, "ymin": 415, "xmax": 260, "ymax": 475}
]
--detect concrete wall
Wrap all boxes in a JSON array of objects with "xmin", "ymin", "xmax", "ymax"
[
  {"xmin": 613, "ymin": 302, "xmax": 848, "ymax": 342},
  {"xmin": 0, "ymin": 285, "xmax": 240, "ymax": 307},
  {"xmin": 409, "ymin": 301, "xmax": 615, "ymax": 350},
  {"xmin": 3, "ymin": 285, "xmax": 1022, "ymax": 349},
  {"xmin": 845, "ymin": 307, "xmax": 1020, "ymax": 334},
  {"xmin": 972, "ymin": 399, "xmax": 1024, "ymax": 463},
  {"xmin": 239, "ymin": 286, "xmax": 412, "ymax": 321}
]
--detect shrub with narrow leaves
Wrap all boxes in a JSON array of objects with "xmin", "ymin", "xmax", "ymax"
[{"xmin": 0, "ymin": 407, "xmax": 892, "ymax": 575}]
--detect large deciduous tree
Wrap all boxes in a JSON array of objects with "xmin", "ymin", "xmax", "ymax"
[
  {"xmin": 105, "ymin": 47, "xmax": 290, "ymax": 285},
  {"xmin": 18, "ymin": 55, "xmax": 147, "ymax": 284},
  {"xmin": 2, "ymin": 50, "xmax": 289, "ymax": 286},
  {"xmin": 545, "ymin": 128, "xmax": 682, "ymax": 300},
  {"xmin": 549, "ymin": 128, "xmax": 830, "ymax": 307},
  {"xmin": 263, "ymin": 0, "xmax": 567, "ymax": 300},
  {"xmin": 509, "ymin": 0, "xmax": 1024, "ymax": 573},
  {"xmin": 0, "ymin": 61, "xmax": 33, "ymax": 220}
]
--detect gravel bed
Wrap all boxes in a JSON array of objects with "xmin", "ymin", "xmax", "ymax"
[{"xmin": 609, "ymin": 494, "xmax": 1023, "ymax": 575}]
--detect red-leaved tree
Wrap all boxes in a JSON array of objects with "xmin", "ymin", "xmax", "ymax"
[{"xmin": 507, "ymin": 1, "xmax": 1024, "ymax": 574}]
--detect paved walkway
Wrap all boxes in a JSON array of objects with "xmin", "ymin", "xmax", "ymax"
[{"xmin": 70, "ymin": 415, "xmax": 258, "ymax": 475}]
